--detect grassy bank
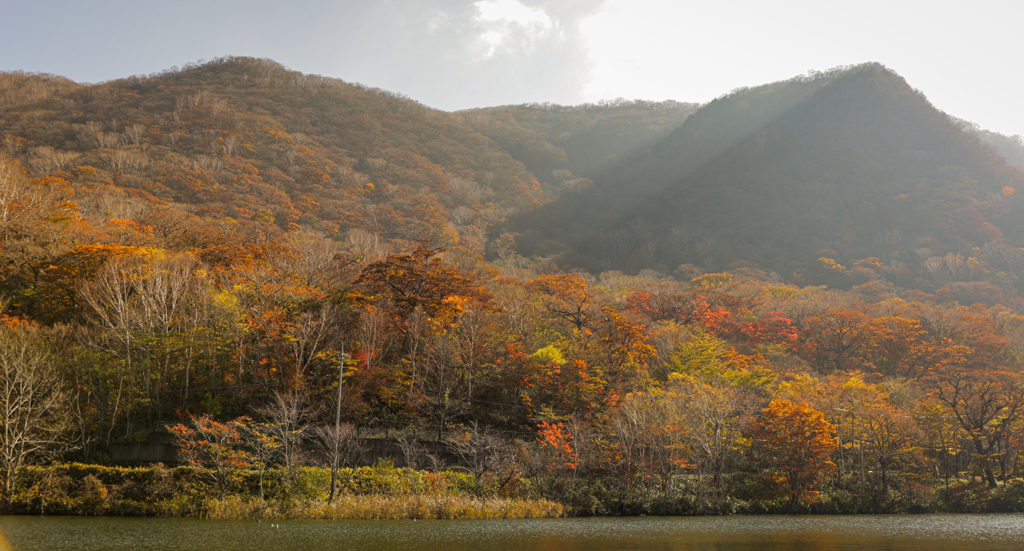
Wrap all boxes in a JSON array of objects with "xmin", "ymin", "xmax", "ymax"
[
  {"xmin": 3, "ymin": 462, "xmax": 563, "ymax": 519},
  {"xmin": 6, "ymin": 463, "xmax": 1024, "ymax": 518}
]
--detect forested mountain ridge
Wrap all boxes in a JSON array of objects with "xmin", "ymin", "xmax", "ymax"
[
  {"xmin": 6, "ymin": 58, "xmax": 1021, "ymax": 293},
  {"xmin": 974, "ymin": 126, "xmax": 1024, "ymax": 170}
]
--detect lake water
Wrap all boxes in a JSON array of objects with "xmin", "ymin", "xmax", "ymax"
[{"xmin": 2, "ymin": 514, "xmax": 1023, "ymax": 551}]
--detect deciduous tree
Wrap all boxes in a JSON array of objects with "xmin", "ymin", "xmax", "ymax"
[
  {"xmin": 751, "ymin": 399, "xmax": 838, "ymax": 508},
  {"xmin": 930, "ymin": 367, "xmax": 1024, "ymax": 487},
  {"xmin": 0, "ymin": 322, "xmax": 69, "ymax": 509},
  {"xmin": 167, "ymin": 414, "xmax": 252, "ymax": 499}
]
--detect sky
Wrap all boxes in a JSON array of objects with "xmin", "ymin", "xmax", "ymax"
[{"xmin": 2, "ymin": 0, "xmax": 1022, "ymax": 136}]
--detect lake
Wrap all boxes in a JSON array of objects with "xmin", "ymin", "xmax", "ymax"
[{"xmin": 2, "ymin": 514, "xmax": 1023, "ymax": 550}]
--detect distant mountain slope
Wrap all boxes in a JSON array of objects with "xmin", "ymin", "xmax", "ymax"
[
  {"xmin": 975, "ymin": 128, "xmax": 1024, "ymax": 170},
  {"xmin": 1, "ymin": 58, "xmax": 707, "ymax": 258},
  {"xmin": 532, "ymin": 64, "xmax": 1024, "ymax": 280},
  {"xmin": 459, "ymin": 100, "xmax": 698, "ymax": 181}
]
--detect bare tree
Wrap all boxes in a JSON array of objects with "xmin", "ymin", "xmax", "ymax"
[
  {"xmin": 284, "ymin": 308, "xmax": 334, "ymax": 381},
  {"xmin": 221, "ymin": 134, "xmax": 240, "ymax": 156},
  {"xmin": 395, "ymin": 430, "xmax": 427, "ymax": 469},
  {"xmin": 346, "ymin": 228, "xmax": 388, "ymax": 262},
  {"xmin": 28, "ymin": 146, "xmax": 79, "ymax": 174},
  {"xmin": 416, "ymin": 327, "xmax": 471, "ymax": 441},
  {"xmin": 81, "ymin": 252, "xmax": 212, "ymax": 425},
  {"xmin": 314, "ymin": 423, "xmax": 359, "ymax": 502},
  {"xmin": 0, "ymin": 324, "xmax": 68, "ymax": 509},
  {"xmin": 357, "ymin": 305, "xmax": 390, "ymax": 373},
  {"xmin": 104, "ymin": 149, "xmax": 148, "ymax": 174},
  {"xmin": 123, "ymin": 124, "xmax": 145, "ymax": 146},
  {"xmin": 256, "ymin": 390, "xmax": 310, "ymax": 474},
  {"xmin": 491, "ymin": 278, "xmax": 541, "ymax": 340},
  {"xmin": 95, "ymin": 132, "xmax": 120, "ymax": 149},
  {"xmin": 79, "ymin": 255, "xmax": 147, "ymax": 438},
  {"xmin": 446, "ymin": 422, "xmax": 511, "ymax": 495},
  {"xmin": 280, "ymin": 229, "xmax": 354, "ymax": 292},
  {"xmin": 131, "ymin": 252, "xmax": 211, "ymax": 407}
]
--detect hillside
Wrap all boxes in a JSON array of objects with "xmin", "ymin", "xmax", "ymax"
[
  {"xmin": 5, "ymin": 59, "xmax": 1024, "ymax": 307},
  {"xmin": 0, "ymin": 58, "xmax": 702, "ymax": 260},
  {"xmin": 0, "ymin": 58, "xmax": 560, "ymax": 252},
  {"xmin": 529, "ymin": 64, "xmax": 1024, "ymax": 288}
]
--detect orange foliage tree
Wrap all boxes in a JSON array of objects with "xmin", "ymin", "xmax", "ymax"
[
  {"xmin": 529, "ymin": 273, "xmax": 594, "ymax": 333},
  {"xmin": 537, "ymin": 421, "xmax": 579, "ymax": 472},
  {"xmin": 167, "ymin": 414, "xmax": 253, "ymax": 498},
  {"xmin": 751, "ymin": 399, "xmax": 839, "ymax": 508},
  {"xmin": 800, "ymin": 309, "xmax": 870, "ymax": 372},
  {"xmin": 356, "ymin": 245, "xmax": 488, "ymax": 352}
]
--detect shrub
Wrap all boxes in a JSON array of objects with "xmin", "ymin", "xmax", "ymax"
[
  {"xmin": 935, "ymin": 481, "xmax": 990, "ymax": 513},
  {"xmin": 986, "ymin": 480, "xmax": 1024, "ymax": 513}
]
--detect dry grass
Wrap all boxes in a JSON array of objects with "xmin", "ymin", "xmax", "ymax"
[{"xmin": 206, "ymin": 494, "xmax": 564, "ymax": 520}]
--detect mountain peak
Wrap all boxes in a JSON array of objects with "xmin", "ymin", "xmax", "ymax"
[{"xmin": 529, "ymin": 65, "xmax": 1024, "ymax": 279}]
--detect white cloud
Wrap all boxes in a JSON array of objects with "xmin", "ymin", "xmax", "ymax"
[
  {"xmin": 471, "ymin": 0, "xmax": 556, "ymax": 60},
  {"xmin": 475, "ymin": 0, "xmax": 553, "ymax": 27}
]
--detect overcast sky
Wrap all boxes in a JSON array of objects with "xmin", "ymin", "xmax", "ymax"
[{"xmin": 2, "ymin": 0, "xmax": 1022, "ymax": 136}]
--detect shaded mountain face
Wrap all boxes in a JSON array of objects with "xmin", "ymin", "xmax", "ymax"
[{"xmin": 530, "ymin": 64, "xmax": 1024, "ymax": 281}]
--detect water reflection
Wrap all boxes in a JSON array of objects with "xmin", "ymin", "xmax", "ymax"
[{"xmin": 1, "ymin": 515, "xmax": 1023, "ymax": 551}]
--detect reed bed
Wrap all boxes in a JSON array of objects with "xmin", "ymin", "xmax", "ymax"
[{"xmin": 205, "ymin": 494, "xmax": 565, "ymax": 520}]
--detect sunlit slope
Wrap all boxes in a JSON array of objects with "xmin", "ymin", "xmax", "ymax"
[{"xmin": 0, "ymin": 58, "xmax": 549, "ymax": 249}]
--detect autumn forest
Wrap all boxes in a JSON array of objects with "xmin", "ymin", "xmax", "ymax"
[{"xmin": 3, "ymin": 57, "xmax": 1024, "ymax": 516}]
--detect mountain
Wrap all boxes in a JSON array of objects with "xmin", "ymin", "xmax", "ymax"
[
  {"xmin": 528, "ymin": 63, "xmax": 1024, "ymax": 283},
  {"xmin": 4, "ymin": 59, "xmax": 1024, "ymax": 294}
]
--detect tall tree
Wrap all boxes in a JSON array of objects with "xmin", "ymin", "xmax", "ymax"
[
  {"xmin": 0, "ymin": 322, "xmax": 68, "ymax": 509},
  {"xmin": 356, "ymin": 245, "xmax": 488, "ymax": 353},
  {"xmin": 931, "ymin": 367, "xmax": 1024, "ymax": 488}
]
